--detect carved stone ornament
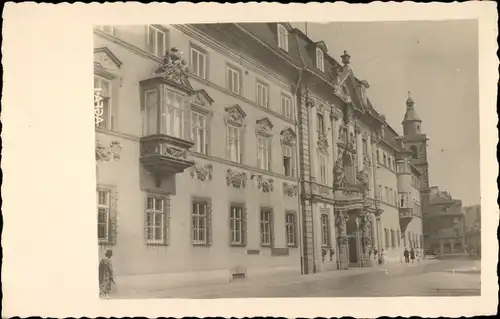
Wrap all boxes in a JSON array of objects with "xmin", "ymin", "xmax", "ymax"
[
  {"xmin": 96, "ymin": 140, "xmax": 122, "ymax": 162},
  {"xmin": 355, "ymin": 122, "xmax": 361, "ymax": 134},
  {"xmin": 359, "ymin": 213, "xmax": 372, "ymax": 251},
  {"xmin": 363, "ymin": 153, "xmax": 371, "ymax": 166},
  {"xmin": 283, "ymin": 182, "xmax": 298, "ymax": 197},
  {"xmin": 348, "ymin": 131, "xmax": 356, "ymax": 150},
  {"xmin": 224, "ymin": 104, "xmax": 247, "ymax": 126},
  {"xmin": 190, "ymin": 163, "xmax": 213, "ymax": 182},
  {"xmin": 153, "ymin": 47, "xmax": 192, "ymax": 91},
  {"xmin": 344, "ymin": 104, "xmax": 354, "ymax": 124},
  {"xmin": 226, "ymin": 169, "xmax": 248, "ymax": 189},
  {"xmin": 161, "ymin": 145, "xmax": 187, "ymax": 159},
  {"xmin": 333, "ymin": 157, "xmax": 347, "ymax": 189},
  {"xmin": 252, "ymin": 174, "xmax": 274, "ymax": 193},
  {"xmin": 256, "ymin": 117, "xmax": 273, "ymax": 135},
  {"xmin": 317, "ymin": 132, "xmax": 329, "ymax": 153},
  {"xmin": 370, "ymin": 132, "xmax": 379, "ymax": 145},
  {"xmin": 306, "ymin": 97, "xmax": 315, "ymax": 108},
  {"xmin": 356, "ymin": 169, "xmax": 370, "ymax": 195},
  {"xmin": 280, "ymin": 127, "xmax": 296, "ymax": 146},
  {"xmin": 335, "ymin": 210, "xmax": 349, "ymax": 236}
]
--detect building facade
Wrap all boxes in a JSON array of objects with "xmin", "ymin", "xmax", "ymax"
[
  {"xmin": 463, "ymin": 205, "xmax": 481, "ymax": 256},
  {"xmin": 423, "ymin": 186, "xmax": 466, "ymax": 255},
  {"xmin": 94, "ymin": 23, "xmax": 427, "ymax": 288}
]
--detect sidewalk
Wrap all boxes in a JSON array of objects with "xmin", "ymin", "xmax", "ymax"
[{"xmin": 113, "ymin": 259, "xmax": 438, "ymax": 299}]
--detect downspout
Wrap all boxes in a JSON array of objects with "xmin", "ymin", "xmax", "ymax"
[
  {"xmin": 293, "ymin": 66, "xmax": 305, "ymax": 275},
  {"xmin": 294, "ymin": 28, "xmax": 317, "ymax": 274}
]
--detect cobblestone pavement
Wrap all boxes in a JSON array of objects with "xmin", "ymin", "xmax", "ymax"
[{"xmin": 114, "ymin": 258, "xmax": 480, "ymax": 299}]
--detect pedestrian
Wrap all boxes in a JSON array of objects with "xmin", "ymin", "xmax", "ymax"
[
  {"xmin": 416, "ymin": 248, "xmax": 421, "ymax": 263},
  {"xmin": 410, "ymin": 248, "xmax": 415, "ymax": 263},
  {"xmin": 404, "ymin": 247, "xmax": 410, "ymax": 263},
  {"xmin": 373, "ymin": 248, "xmax": 378, "ymax": 261},
  {"xmin": 379, "ymin": 248, "xmax": 386, "ymax": 265},
  {"xmin": 99, "ymin": 249, "xmax": 115, "ymax": 299}
]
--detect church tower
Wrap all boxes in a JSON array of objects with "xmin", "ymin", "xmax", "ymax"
[{"xmin": 401, "ymin": 92, "xmax": 430, "ymax": 212}]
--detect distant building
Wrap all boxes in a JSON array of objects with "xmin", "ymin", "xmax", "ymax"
[
  {"xmin": 423, "ymin": 187, "xmax": 466, "ymax": 254},
  {"xmin": 463, "ymin": 205, "xmax": 481, "ymax": 255}
]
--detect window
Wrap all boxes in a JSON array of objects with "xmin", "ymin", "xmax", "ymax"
[
  {"xmin": 192, "ymin": 200, "xmax": 211, "ymax": 245},
  {"xmin": 96, "ymin": 25, "xmax": 114, "ymax": 35},
  {"xmin": 146, "ymin": 195, "xmax": 167, "ymax": 244},
  {"xmin": 384, "ymin": 228, "xmax": 390, "ymax": 249},
  {"xmin": 227, "ymin": 66, "xmax": 241, "ymax": 95},
  {"xmin": 281, "ymin": 95, "xmax": 293, "ymax": 120},
  {"xmin": 391, "ymin": 229, "xmax": 396, "ymax": 248},
  {"xmin": 94, "ymin": 75, "xmax": 112, "ymax": 129},
  {"xmin": 454, "ymin": 229, "xmax": 460, "ymax": 237},
  {"xmin": 147, "ymin": 25, "xmax": 167, "ymax": 57},
  {"xmin": 277, "ymin": 24, "xmax": 288, "ymax": 52},
  {"xmin": 257, "ymin": 136, "xmax": 271, "ymax": 171},
  {"xmin": 388, "ymin": 157, "xmax": 392, "ymax": 170},
  {"xmin": 143, "ymin": 89, "xmax": 158, "ymax": 135},
  {"xmin": 230, "ymin": 205, "xmax": 246, "ymax": 245},
  {"xmin": 321, "ymin": 214, "xmax": 331, "ymax": 247},
  {"xmin": 385, "ymin": 187, "xmax": 389, "ymax": 203},
  {"xmin": 283, "ymin": 145, "xmax": 295, "ymax": 177},
  {"xmin": 97, "ymin": 188, "xmax": 111, "ymax": 242},
  {"xmin": 161, "ymin": 89, "xmax": 185, "ymax": 138},
  {"xmin": 397, "ymin": 230, "xmax": 401, "ymax": 247},
  {"xmin": 191, "ymin": 111, "xmax": 208, "ymax": 154},
  {"xmin": 394, "ymin": 191, "xmax": 398, "ymax": 207},
  {"xmin": 383, "ymin": 153, "xmax": 387, "ymax": 166},
  {"xmin": 377, "ymin": 150, "xmax": 380, "ymax": 163},
  {"xmin": 260, "ymin": 208, "xmax": 273, "ymax": 246},
  {"xmin": 362, "ymin": 139, "xmax": 368, "ymax": 158},
  {"xmin": 316, "ymin": 48, "xmax": 325, "ymax": 72},
  {"xmin": 378, "ymin": 185, "xmax": 382, "ymax": 201},
  {"xmin": 190, "ymin": 45, "xmax": 207, "ymax": 79},
  {"xmin": 319, "ymin": 154, "xmax": 328, "ymax": 184},
  {"xmin": 285, "ymin": 212, "xmax": 297, "ymax": 246},
  {"xmin": 389, "ymin": 188, "xmax": 393, "ymax": 205},
  {"xmin": 317, "ymin": 112, "xmax": 325, "ymax": 134},
  {"xmin": 227, "ymin": 125, "xmax": 241, "ymax": 163},
  {"xmin": 256, "ymin": 82, "xmax": 269, "ymax": 108}
]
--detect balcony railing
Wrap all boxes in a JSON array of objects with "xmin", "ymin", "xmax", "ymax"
[
  {"xmin": 399, "ymin": 207, "xmax": 414, "ymax": 219},
  {"xmin": 310, "ymin": 182, "xmax": 334, "ymax": 200}
]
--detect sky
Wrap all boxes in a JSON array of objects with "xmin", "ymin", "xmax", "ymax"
[{"xmin": 292, "ymin": 20, "xmax": 480, "ymax": 206}]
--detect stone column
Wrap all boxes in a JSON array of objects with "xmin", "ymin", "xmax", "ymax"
[
  {"xmin": 335, "ymin": 209, "xmax": 349, "ymax": 270},
  {"xmin": 360, "ymin": 212, "xmax": 373, "ymax": 267}
]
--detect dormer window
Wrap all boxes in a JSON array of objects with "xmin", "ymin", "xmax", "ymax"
[
  {"xmin": 277, "ymin": 24, "xmax": 289, "ymax": 52},
  {"xmin": 316, "ymin": 48, "xmax": 325, "ymax": 72}
]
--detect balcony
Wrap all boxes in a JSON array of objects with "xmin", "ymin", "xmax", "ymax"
[
  {"xmin": 310, "ymin": 181, "xmax": 334, "ymax": 202},
  {"xmin": 140, "ymin": 134, "xmax": 194, "ymax": 187},
  {"xmin": 399, "ymin": 207, "xmax": 414, "ymax": 232}
]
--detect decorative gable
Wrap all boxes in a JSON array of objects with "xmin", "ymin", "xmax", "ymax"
[
  {"xmin": 190, "ymin": 89, "xmax": 214, "ymax": 111},
  {"xmin": 280, "ymin": 127, "xmax": 296, "ymax": 146},
  {"xmin": 255, "ymin": 117, "xmax": 273, "ymax": 135},
  {"xmin": 224, "ymin": 104, "xmax": 246, "ymax": 126},
  {"xmin": 153, "ymin": 47, "xmax": 193, "ymax": 93},
  {"xmin": 94, "ymin": 47, "xmax": 122, "ymax": 73}
]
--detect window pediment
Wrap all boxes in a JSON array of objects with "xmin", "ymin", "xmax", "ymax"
[
  {"xmin": 255, "ymin": 117, "xmax": 273, "ymax": 135},
  {"xmin": 280, "ymin": 127, "xmax": 296, "ymax": 146},
  {"xmin": 224, "ymin": 104, "xmax": 246, "ymax": 126},
  {"xmin": 190, "ymin": 89, "xmax": 214, "ymax": 113},
  {"xmin": 315, "ymin": 41, "xmax": 328, "ymax": 53},
  {"xmin": 94, "ymin": 47, "xmax": 122, "ymax": 74}
]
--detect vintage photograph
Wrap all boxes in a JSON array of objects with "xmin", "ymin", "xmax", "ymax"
[{"xmin": 93, "ymin": 21, "xmax": 481, "ymax": 299}]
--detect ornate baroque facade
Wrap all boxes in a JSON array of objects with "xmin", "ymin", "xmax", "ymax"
[{"xmin": 94, "ymin": 23, "xmax": 427, "ymax": 286}]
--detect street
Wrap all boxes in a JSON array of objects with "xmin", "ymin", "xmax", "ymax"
[{"xmin": 114, "ymin": 258, "xmax": 480, "ymax": 299}]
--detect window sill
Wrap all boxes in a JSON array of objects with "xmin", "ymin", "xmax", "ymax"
[
  {"xmin": 146, "ymin": 242, "xmax": 168, "ymax": 246},
  {"xmin": 230, "ymin": 243, "xmax": 247, "ymax": 247},
  {"xmin": 98, "ymin": 240, "xmax": 114, "ymax": 246}
]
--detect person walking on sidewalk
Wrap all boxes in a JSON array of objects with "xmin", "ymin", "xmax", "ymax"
[
  {"xmin": 410, "ymin": 248, "xmax": 416, "ymax": 263},
  {"xmin": 404, "ymin": 247, "xmax": 410, "ymax": 263},
  {"xmin": 379, "ymin": 249, "xmax": 386, "ymax": 265},
  {"xmin": 99, "ymin": 249, "xmax": 115, "ymax": 299},
  {"xmin": 416, "ymin": 248, "xmax": 421, "ymax": 262}
]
